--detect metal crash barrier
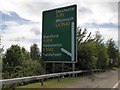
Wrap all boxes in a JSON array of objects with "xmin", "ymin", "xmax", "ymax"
[{"xmin": 0, "ymin": 69, "xmax": 103, "ymax": 89}]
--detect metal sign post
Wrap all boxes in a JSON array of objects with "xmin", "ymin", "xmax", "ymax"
[{"xmin": 72, "ymin": 63, "xmax": 75, "ymax": 77}]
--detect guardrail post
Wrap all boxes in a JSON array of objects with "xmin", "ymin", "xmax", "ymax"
[
  {"xmin": 40, "ymin": 79, "xmax": 44, "ymax": 86},
  {"xmin": 69, "ymin": 74, "xmax": 71, "ymax": 78},
  {"xmin": 72, "ymin": 63, "xmax": 75, "ymax": 77},
  {"xmin": 98, "ymin": 70, "xmax": 99, "ymax": 73},
  {"xmin": 11, "ymin": 84, "xmax": 16, "ymax": 90},
  {"xmin": 75, "ymin": 73, "xmax": 77, "ymax": 77},
  {"xmin": 82, "ymin": 72, "xmax": 84, "ymax": 76},
  {"xmin": 52, "ymin": 63, "xmax": 55, "ymax": 73},
  {"xmin": 83, "ymin": 71, "xmax": 85, "ymax": 76},
  {"xmin": 58, "ymin": 76, "xmax": 60, "ymax": 82}
]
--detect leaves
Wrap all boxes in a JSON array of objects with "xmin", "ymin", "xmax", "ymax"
[
  {"xmin": 2, "ymin": 44, "xmax": 43, "ymax": 79},
  {"xmin": 106, "ymin": 39, "xmax": 119, "ymax": 67},
  {"xmin": 77, "ymin": 41, "xmax": 97, "ymax": 70},
  {"xmin": 77, "ymin": 28, "xmax": 119, "ymax": 70},
  {"xmin": 30, "ymin": 44, "xmax": 40, "ymax": 61}
]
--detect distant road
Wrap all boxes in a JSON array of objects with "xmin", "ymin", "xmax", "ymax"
[{"xmin": 65, "ymin": 69, "xmax": 119, "ymax": 88}]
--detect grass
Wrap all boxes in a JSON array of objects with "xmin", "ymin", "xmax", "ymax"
[{"xmin": 17, "ymin": 77, "xmax": 82, "ymax": 88}]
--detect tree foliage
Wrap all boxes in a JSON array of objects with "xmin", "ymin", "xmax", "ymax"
[
  {"xmin": 22, "ymin": 60, "xmax": 44, "ymax": 76},
  {"xmin": 2, "ymin": 44, "xmax": 43, "ymax": 79},
  {"xmin": 93, "ymin": 31, "xmax": 104, "ymax": 44},
  {"xmin": 77, "ymin": 28, "xmax": 118, "ymax": 70},
  {"xmin": 96, "ymin": 44, "xmax": 109, "ymax": 69},
  {"xmin": 3, "ymin": 45, "xmax": 23, "ymax": 68},
  {"xmin": 77, "ymin": 41, "xmax": 97, "ymax": 70},
  {"xmin": 30, "ymin": 44, "xmax": 40, "ymax": 61},
  {"xmin": 77, "ymin": 28, "xmax": 92, "ymax": 44},
  {"xmin": 106, "ymin": 39, "xmax": 119, "ymax": 67}
]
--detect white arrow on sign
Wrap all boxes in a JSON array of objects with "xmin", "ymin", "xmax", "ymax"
[
  {"xmin": 61, "ymin": 48, "xmax": 72, "ymax": 57},
  {"xmin": 61, "ymin": 22, "xmax": 75, "ymax": 62}
]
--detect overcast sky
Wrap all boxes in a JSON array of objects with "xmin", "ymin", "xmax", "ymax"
[{"xmin": 0, "ymin": 0, "xmax": 119, "ymax": 52}]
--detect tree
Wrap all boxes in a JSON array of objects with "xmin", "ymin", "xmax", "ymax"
[
  {"xmin": 106, "ymin": 39, "xmax": 119, "ymax": 67},
  {"xmin": 77, "ymin": 41, "xmax": 97, "ymax": 70},
  {"xmin": 77, "ymin": 28, "xmax": 92, "ymax": 44},
  {"xmin": 0, "ymin": 46, "xmax": 4, "ymax": 79},
  {"xmin": 21, "ymin": 47, "xmax": 30, "ymax": 60},
  {"xmin": 93, "ymin": 31, "xmax": 104, "ymax": 44},
  {"xmin": 30, "ymin": 44, "xmax": 40, "ymax": 60},
  {"xmin": 118, "ymin": 51, "xmax": 120, "ymax": 66},
  {"xmin": 96, "ymin": 44, "xmax": 109, "ymax": 69},
  {"xmin": 2, "ymin": 45, "xmax": 24, "ymax": 79},
  {"xmin": 0, "ymin": 46, "xmax": 4, "ymax": 54},
  {"xmin": 3, "ymin": 45, "xmax": 23, "ymax": 67},
  {"xmin": 77, "ymin": 29, "xmax": 111, "ymax": 70},
  {"xmin": 93, "ymin": 31, "xmax": 109, "ymax": 69},
  {"xmin": 22, "ymin": 60, "xmax": 44, "ymax": 76},
  {"xmin": 77, "ymin": 28, "xmax": 97, "ymax": 70},
  {"xmin": 2, "ymin": 44, "xmax": 44, "ymax": 79}
]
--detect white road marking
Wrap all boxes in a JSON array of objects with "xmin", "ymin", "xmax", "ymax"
[{"xmin": 112, "ymin": 80, "xmax": 120, "ymax": 88}]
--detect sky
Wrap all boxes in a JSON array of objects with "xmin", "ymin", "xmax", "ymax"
[{"xmin": 0, "ymin": 0, "xmax": 119, "ymax": 52}]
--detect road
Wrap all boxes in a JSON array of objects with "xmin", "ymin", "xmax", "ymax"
[{"xmin": 65, "ymin": 69, "xmax": 120, "ymax": 89}]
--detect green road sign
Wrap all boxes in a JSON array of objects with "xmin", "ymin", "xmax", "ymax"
[{"xmin": 42, "ymin": 5, "xmax": 77, "ymax": 63}]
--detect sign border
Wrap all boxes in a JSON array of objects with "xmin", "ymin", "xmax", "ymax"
[{"xmin": 42, "ymin": 4, "xmax": 77, "ymax": 63}]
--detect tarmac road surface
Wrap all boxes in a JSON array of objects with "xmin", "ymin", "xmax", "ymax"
[{"xmin": 65, "ymin": 69, "xmax": 120, "ymax": 89}]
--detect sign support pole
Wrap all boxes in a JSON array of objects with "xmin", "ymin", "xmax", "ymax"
[
  {"xmin": 44, "ymin": 62, "xmax": 46, "ymax": 74},
  {"xmin": 62, "ymin": 63, "xmax": 64, "ymax": 72},
  {"xmin": 52, "ymin": 63, "xmax": 55, "ymax": 73},
  {"xmin": 72, "ymin": 63, "xmax": 75, "ymax": 77},
  {"xmin": 71, "ymin": 22, "xmax": 75, "ymax": 77}
]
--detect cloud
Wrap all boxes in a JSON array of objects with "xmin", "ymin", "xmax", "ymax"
[
  {"xmin": 1, "ymin": 1, "xmax": 58, "ymax": 22},
  {"xmin": 1, "ymin": 1, "xmax": 118, "ymax": 24},
  {"xmin": 81, "ymin": 23, "xmax": 118, "ymax": 29},
  {"xmin": 87, "ymin": 28, "xmax": 118, "ymax": 43},
  {"xmin": 2, "ymin": 12, "xmax": 31, "ymax": 25},
  {"xmin": 30, "ymin": 26, "xmax": 41, "ymax": 36},
  {"xmin": 1, "ymin": 21, "xmax": 41, "ymax": 51},
  {"xmin": 77, "ymin": 2, "xmax": 118, "ymax": 27},
  {"xmin": 78, "ymin": 6, "xmax": 92, "ymax": 15}
]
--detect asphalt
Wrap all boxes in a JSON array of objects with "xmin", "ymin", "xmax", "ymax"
[{"xmin": 65, "ymin": 69, "xmax": 119, "ymax": 88}]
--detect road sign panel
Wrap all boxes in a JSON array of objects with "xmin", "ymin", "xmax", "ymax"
[{"xmin": 42, "ymin": 5, "xmax": 77, "ymax": 63}]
